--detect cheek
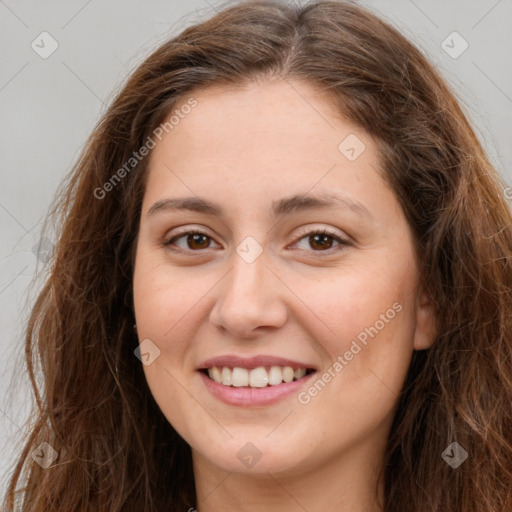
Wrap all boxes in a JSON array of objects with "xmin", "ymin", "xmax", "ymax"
[
  {"xmin": 291, "ymin": 266, "xmax": 416, "ymax": 449},
  {"xmin": 133, "ymin": 259, "xmax": 204, "ymax": 434},
  {"xmin": 291, "ymin": 253, "xmax": 418, "ymax": 385},
  {"xmin": 132, "ymin": 259, "xmax": 197, "ymax": 412},
  {"xmin": 133, "ymin": 255, "xmax": 206, "ymax": 351}
]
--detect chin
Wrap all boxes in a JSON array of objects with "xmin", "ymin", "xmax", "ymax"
[{"xmin": 193, "ymin": 435, "xmax": 312, "ymax": 476}]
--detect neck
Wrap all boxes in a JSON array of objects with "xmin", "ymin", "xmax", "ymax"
[{"xmin": 192, "ymin": 439, "xmax": 385, "ymax": 512}]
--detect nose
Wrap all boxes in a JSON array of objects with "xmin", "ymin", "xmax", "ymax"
[{"xmin": 209, "ymin": 252, "xmax": 288, "ymax": 338}]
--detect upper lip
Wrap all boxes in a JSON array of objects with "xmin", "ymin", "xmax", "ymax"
[{"xmin": 198, "ymin": 355, "xmax": 316, "ymax": 371}]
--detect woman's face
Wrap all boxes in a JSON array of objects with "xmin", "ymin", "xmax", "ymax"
[{"xmin": 133, "ymin": 79, "xmax": 436, "ymax": 476}]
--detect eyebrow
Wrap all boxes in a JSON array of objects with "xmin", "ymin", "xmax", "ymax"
[{"xmin": 146, "ymin": 192, "xmax": 373, "ymax": 221}]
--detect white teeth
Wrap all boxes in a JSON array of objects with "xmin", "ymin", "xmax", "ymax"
[
  {"xmin": 249, "ymin": 367, "xmax": 269, "ymax": 388},
  {"xmin": 206, "ymin": 365, "xmax": 311, "ymax": 387},
  {"xmin": 208, "ymin": 366, "xmax": 222, "ymax": 383},
  {"xmin": 231, "ymin": 367, "xmax": 249, "ymax": 387},
  {"xmin": 221, "ymin": 366, "xmax": 232, "ymax": 386},
  {"xmin": 282, "ymin": 366, "xmax": 294, "ymax": 383},
  {"xmin": 294, "ymin": 368, "xmax": 306, "ymax": 380},
  {"xmin": 268, "ymin": 366, "xmax": 283, "ymax": 385}
]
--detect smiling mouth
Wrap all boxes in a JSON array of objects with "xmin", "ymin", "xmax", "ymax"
[{"xmin": 201, "ymin": 366, "xmax": 316, "ymax": 388}]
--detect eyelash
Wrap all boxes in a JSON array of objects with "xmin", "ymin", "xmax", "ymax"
[{"xmin": 162, "ymin": 228, "xmax": 350, "ymax": 254}]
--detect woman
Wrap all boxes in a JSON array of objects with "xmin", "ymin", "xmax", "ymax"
[{"xmin": 4, "ymin": 1, "xmax": 512, "ymax": 511}]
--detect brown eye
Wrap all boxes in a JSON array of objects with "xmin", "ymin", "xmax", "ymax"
[
  {"xmin": 185, "ymin": 233, "xmax": 211, "ymax": 250},
  {"xmin": 293, "ymin": 229, "xmax": 348, "ymax": 252},
  {"xmin": 308, "ymin": 233, "xmax": 335, "ymax": 250},
  {"xmin": 164, "ymin": 231, "xmax": 220, "ymax": 251}
]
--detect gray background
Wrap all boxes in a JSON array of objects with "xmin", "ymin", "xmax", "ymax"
[{"xmin": 1, "ymin": 0, "xmax": 511, "ymax": 497}]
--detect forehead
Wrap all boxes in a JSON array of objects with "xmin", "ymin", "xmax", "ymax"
[
  {"xmin": 142, "ymin": 79, "xmax": 400, "ymax": 226},
  {"xmin": 151, "ymin": 79, "xmax": 353, "ymax": 162},
  {"xmin": 150, "ymin": 81, "xmax": 370, "ymax": 170}
]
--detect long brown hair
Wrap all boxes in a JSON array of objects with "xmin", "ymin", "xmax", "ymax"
[{"xmin": 4, "ymin": 1, "xmax": 512, "ymax": 510}]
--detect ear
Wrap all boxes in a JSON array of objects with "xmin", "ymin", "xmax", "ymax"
[{"xmin": 413, "ymin": 287, "xmax": 438, "ymax": 350}]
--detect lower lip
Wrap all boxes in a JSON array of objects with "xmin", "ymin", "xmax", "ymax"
[{"xmin": 198, "ymin": 370, "xmax": 316, "ymax": 407}]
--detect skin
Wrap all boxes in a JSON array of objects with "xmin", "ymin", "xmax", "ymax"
[{"xmin": 132, "ymin": 78, "xmax": 437, "ymax": 512}]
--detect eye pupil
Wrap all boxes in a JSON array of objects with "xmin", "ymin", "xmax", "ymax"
[
  {"xmin": 310, "ymin": 233, "xmax": 333, "ymax": 250},
  {"xmin": 188, "ymin": 233, "xmax": 210, "ymax": 249}
]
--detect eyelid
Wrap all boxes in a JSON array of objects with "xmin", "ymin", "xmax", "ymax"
[
  {"xmin": 291, "ymin": 224, "xmax": 348, "ymax": 243},
  {"xmin": 288, "ymin": 225, "xmax": 350, "ymax": 252},
  {"xmin": 163, "ymin": 226, "xmax": 221, "ymax": 250},
  {"xmin": 163, "ymin": 224, "xmax": 351, "ymax": 253}
]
